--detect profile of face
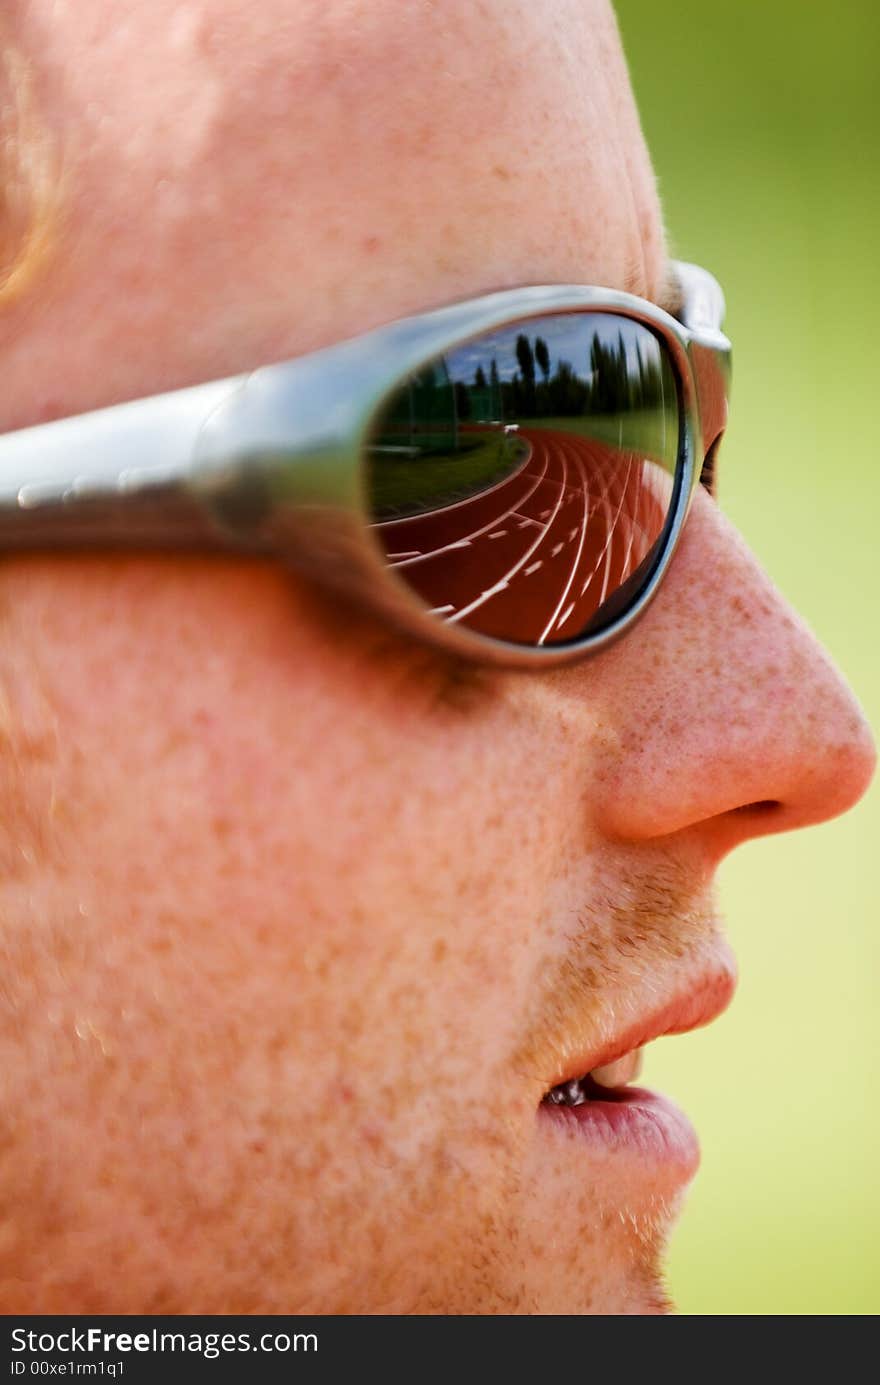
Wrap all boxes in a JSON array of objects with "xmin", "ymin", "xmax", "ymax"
[{"xmin": 0, "ymin": 0, "xmax": 874, "ymax": 1314}]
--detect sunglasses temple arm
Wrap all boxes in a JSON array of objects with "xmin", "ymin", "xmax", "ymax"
[
  {"xmin": 0, "ymin": 375, "xmax": 261, "ymax": 552},
  {"xmin": 671, "ymin": 264, "xmax": 732, "ymax": 466}
]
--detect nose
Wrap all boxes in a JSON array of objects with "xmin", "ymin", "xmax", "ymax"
[{"xmin": 582, "ymin": 489, "xmax": 876, "ymax": 859}]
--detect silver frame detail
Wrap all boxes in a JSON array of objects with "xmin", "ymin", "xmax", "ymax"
[{"xmin": 0, "ymin": 260, "xmax": 731, "ymax": 667}]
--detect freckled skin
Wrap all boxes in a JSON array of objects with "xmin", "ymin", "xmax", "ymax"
[{"xmin": 0, "ymin": 0, "xmax": 874, "ymax": 1313}]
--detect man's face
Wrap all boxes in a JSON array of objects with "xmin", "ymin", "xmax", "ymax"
[{"xmin": 0, "ymin": 0, "xmax": 874, "ymax": 1314}]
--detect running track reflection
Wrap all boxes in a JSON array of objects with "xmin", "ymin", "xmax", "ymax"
[{"xmin": 373, "ymin": 427, "xmax": 672, "ymax": 645}]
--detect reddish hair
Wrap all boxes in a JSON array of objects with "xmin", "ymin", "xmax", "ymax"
[{"xmin": 0, "ymin": 34, "xmax": 57, "ymax": 303}]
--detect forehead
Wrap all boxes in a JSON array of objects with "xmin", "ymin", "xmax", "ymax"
[{"xmin": 2, "ymin": 0, "xmax": 667, "ymax": 427}]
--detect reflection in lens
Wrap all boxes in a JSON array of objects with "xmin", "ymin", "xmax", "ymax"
[{"xmin": 366, "ymin": 312, "xmax": 679, "ymax": 646}]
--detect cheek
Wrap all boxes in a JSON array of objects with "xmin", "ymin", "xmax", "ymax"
[{"xmin": 0, "ymin": 558, "xmax": 599, "ymax": 1308}]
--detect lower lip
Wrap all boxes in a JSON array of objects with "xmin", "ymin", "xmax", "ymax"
[{"xmin": 538, "ymin": 1085, "xmax": 699, "ymax": 1178}]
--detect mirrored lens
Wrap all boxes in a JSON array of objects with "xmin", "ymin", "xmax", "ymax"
[{"xmin": 366, "ymin": 311, "xmax": 680, "ymax": 646}]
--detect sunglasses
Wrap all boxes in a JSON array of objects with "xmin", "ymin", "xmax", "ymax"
[{"xmin": 0, "ymin": 260, "xmax": 730, "ymax": 667}]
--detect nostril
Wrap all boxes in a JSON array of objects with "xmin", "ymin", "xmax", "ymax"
[{"xmin": 731, "ymin": 799, "xmax": 782, "ymax": 817}]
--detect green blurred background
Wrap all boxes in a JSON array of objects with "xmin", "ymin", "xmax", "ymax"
[{"xmin": 614, "ymin": 0, "xmax": 878, "ymax": 1314}]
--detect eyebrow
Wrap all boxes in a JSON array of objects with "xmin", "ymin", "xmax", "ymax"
[
  {"xmin": 612, "ymin": 256, "xmax": 682, "ymax": 320},
  {"xmin": 643, "ymin": 261, "xmax": 683, "ymax": 319}
]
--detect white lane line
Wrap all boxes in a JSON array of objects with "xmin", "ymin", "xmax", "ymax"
[
  {"xmin": 448, "ymin": 539, "xmax": 472, "ymax": 549},
  {"xmin": 450, "ymin": 437, "xmax": 569, "ymax": 625},
  {"xmin": 597, "ymin": 450, "xmax": 642, "ymax": 608},
  {"xmin": 524, "ymin": 560, "xmax": 543, "ymax": 576},
  {"xmin": 557, "ymin": 601, "xmax": 575, "ymax": 629},
  {"xmin": 488, "ymin": 529, "xmax": 508, "ymax": 539},
  {"xmin": 385, "ymin": 550, "xmax": 421, "ymax": 559},
  {"xmin": 386, "ymin": 448, "xmax": 552, "ymax": 568},
  {"xmin": 428, "ymin": 604, "xmax": 456, "ymax": 615},
  {"xmin": 377, "ymin": 437, "xmax": 535, "ymax": 526},
  {"xmin": 579, "ymin": 454, "xmax": 619, "ymax": 596},
  {"xmin": 540, "ymin": 437, "xmax": 591, "ymax": 645},
  {"xmin": 540, "ymin": 508, "xmax": 552, "ymax": 519},
  {"xmin": 551, "ymin": 542, "xmax": 563, "ymax": 557},
  {"xmin": 514, "ymin": 514, "xmax": 541, "ymax": 529},
  {"xmin": 621, "ymin": 450, "xmax": 641, "ymax": 579},
  {"xmin": 579, "ymin": 449, "xmax": 632, "ymax": 600},
  {"xmin": 568, "ymin": 527, "xmax": 577, "ymax": 542},
  {"xmin": 598, "ymin": 459, "xmax": 632, "ymax": 605}
]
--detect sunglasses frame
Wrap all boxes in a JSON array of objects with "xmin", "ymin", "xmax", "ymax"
[{"xmin": 0, "ymin": 259, "xmax": 731, "ymax": 667}]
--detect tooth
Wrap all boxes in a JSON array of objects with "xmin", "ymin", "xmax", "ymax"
[
  {"xmin": 590, "ymin": 1047, "xmax": 643, "ymax": 1089},
  {"xmin": 559, "ymin": 1078, "xmax": 585, "ymax": 1105}
]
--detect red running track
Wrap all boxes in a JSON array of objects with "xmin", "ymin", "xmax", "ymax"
[{"xmin": 373, "ymin": 427, "xmax": 672, "ymax": 646}]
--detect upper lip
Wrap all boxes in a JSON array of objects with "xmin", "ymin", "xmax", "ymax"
[{"xmin": 548, "ymin": 952, "xmax": 738, "ymax": 1090}]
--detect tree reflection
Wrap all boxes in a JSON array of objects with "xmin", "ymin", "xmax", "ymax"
[{"xmin": 369, "ymin": 312, "xmax": 677, "ymax": 529}]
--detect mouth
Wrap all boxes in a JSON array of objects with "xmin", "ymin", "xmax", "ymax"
[
  {"xmin": 537, "ymin": 959, "xmax": 737, "ymax": 1177},
  {"xmin": 544, "ymin": 1045, "xmax": 646, "ymax": 1107}
]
